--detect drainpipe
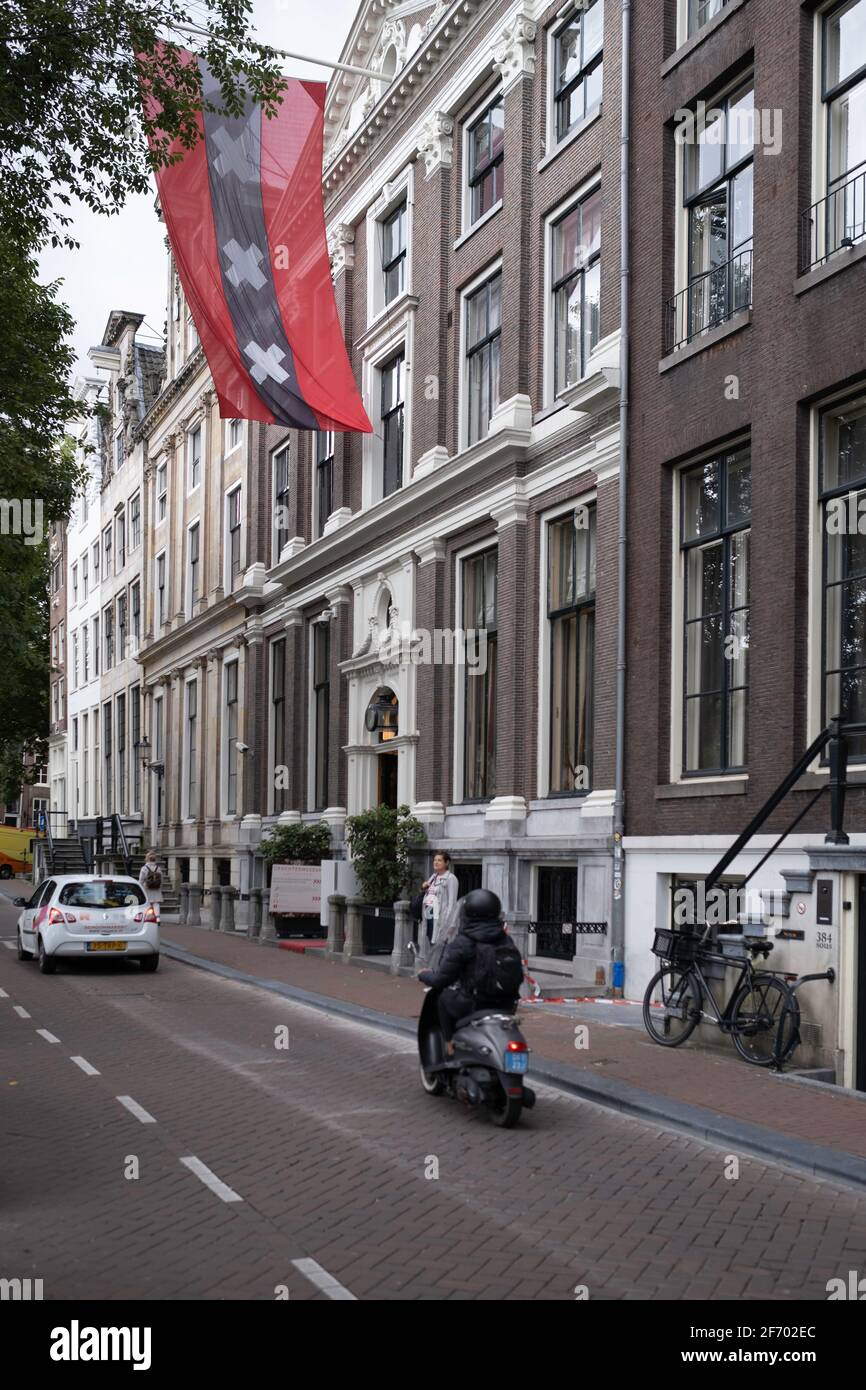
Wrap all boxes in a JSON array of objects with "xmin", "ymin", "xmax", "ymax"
[{"xmin": 610, "ymin": 0, "xmax": 631, "ymax": 998}]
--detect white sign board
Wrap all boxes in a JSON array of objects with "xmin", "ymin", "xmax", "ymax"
[{"xmin": 269, "ymin": 864, "xmax": 322, "ymax": 917}]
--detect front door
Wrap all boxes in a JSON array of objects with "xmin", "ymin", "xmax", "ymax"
[{"xmin": 377, "ymin": 752, "xmax": 398, "ymax": 809}]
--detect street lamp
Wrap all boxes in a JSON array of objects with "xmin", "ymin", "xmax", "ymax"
[{"xmin": 135, "ymin": 736, "xmax": 151, "ymax": 770}]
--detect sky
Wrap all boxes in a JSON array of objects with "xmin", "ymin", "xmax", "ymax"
[{"xmin": 39, "ymin": 0, "xmax": 360, "ymax": 379}]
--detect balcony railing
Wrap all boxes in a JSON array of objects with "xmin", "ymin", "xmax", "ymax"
[
  {"xmin": 800, "ymin": 170, "xmax": 866, "ymax": 273},
  {"xmin": 664, "ymin": 246, "xmax": 753, "ymax": 354}
]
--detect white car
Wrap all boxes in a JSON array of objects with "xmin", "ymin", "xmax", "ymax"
[{"xmin": 14, "ymin": 875, "xmax": 160, "ymax": 974}]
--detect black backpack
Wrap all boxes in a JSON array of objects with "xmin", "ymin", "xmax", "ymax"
[{"xmin": 471, "ymin": 937, "xmax": 524, "ymax": 1001}]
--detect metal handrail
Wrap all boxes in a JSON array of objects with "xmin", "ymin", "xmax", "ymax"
[
  {"xmin": 800, "ymin": 168, "xmax": 866, "ymax": 272},
  {"xmin": 698, "ymin": 716, "xmax": 858, "ymax": 941},
  {"xmin": 664, "ymin": 246, "xmax": 753, "ymax": 353}
]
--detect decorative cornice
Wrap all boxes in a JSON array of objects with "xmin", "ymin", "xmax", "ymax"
[
  {"xmin": 416, "ymin": 111, "xmax": 454, "ymax": 179},
  {"xmin": 327, "ymin": 223, "xmax": 356, "ymax": 278},
  {"xmin": 414, "ymin": 537, "xmax": 446, "ymax": 567},
  {"xmin": 491, "ymin": 9, "xmax": 537, "ymax": 95}
]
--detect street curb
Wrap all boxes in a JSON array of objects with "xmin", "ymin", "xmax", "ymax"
[{"xmin": 162, "ymin": 939, "xmax": 866, "ymax": 1193}]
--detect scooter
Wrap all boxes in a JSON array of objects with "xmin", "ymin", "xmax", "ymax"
[{"xmin": 417, "ymin": 986, "xmax": 536, "ymax": 1128}]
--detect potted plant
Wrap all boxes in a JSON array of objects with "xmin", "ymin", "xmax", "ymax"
[
  {"xmin": 260, "ymin": 821, "xmax": 331, "ymax": 939},
  {"xmin": 345, "ymin": 804, "xmax": 425, "ymax": 954}
]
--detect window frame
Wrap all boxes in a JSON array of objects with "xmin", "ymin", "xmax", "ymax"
[
  {"xmin": 224, "ymin": 658, "xmax": 239, "ymax": 816},
  {"xmin": 315, "ymin": 431, "xmax": 335, "ymax": 538},
  {"xmin": 547, "ymin": 182, "xmax": 603, "ymax": 400},
  {"xmin": 380, "ymin": 351, "xmax": 405, "ymax": 498},
  {"xmin": 464, "ymin": 92, "xmax": 505, "ymax": 231},
  {"xmin": 550, "ymin": 0, "xmax": 604, "ymax": 147},
  {"xmin": 546, "ymin": 502, "xmax": 597, "ymax": 796},
  {"xmin": 459, "ymin": 544, "xmax": 498, "ymax": 803},
  {"xmin": 463, "ymin": 267, "xmax": 503, "ymax": 448},
  {"xmin": 225, "ymin": 484, "xmax": 242, "ymax": 593},
  {"xmin": 272, "ymin": 445, "xmax": 291, "ymax": 563},
  {"xmin": 311, "ymin": 621, "xmax": 330, "ymax": 812},
  {"xmin": 188, "ymin": 423, "xmax": 202, "ymax": 494},
  {"xmin": 187, "ymin": 519, "xmax": 201, "ymax": 614}
]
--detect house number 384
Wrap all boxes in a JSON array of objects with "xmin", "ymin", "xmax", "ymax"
[{"xmin": 816, "ymin": 931, "xmax": 833, "ymax": 949}]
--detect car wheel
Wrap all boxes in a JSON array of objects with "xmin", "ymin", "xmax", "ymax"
[
  {"xmin": 139, "ymin": 954, "xmax": 159, "ymax": 973},
  {"xmin": 17, "ymin": 930, "xmax": 33, "ymax": 961},
  {"xmin": 37, "ymin": 938, "xmax": 56, "ymax": 974},
  {"xmin": 0, "ymin": 864, "xmax": 12, "ymax": 879}
]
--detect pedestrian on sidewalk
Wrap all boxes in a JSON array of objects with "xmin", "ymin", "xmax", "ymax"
[
  {"xmin": 139, "ymin": 850, "xmax": 164, "ymax": 922},
  {"xmin": 417, "ymin": 852, "xmax": 458, "ymax": 964}
]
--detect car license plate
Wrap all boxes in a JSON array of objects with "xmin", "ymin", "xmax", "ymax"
[
  {"xmin": 505, "ymin": 1052, "xmax": 528, "ymax": 1073},
  {"xmin": 87, "ymin": 941, "xmax": 127, "ymax": 951}
]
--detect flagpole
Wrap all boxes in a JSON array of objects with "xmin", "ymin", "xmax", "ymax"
[{"xmin": 172, "ymin": 21, "xmax": 390, "ymax": 82}]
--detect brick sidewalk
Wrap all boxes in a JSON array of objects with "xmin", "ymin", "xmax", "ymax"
[{"xmin": 161, "ymin": 923, "xmax": 866, "ymax": 1164}]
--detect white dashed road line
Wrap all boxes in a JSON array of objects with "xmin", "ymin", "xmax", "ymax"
[
  {"xmin": 70, "ymin": 1056, "xmax": 100, "ymax": 1076},
  {"xmin": 117, "ymin": 1095, "xmax": 157, "ymax": 1125},
  {"xmin": 291, "ymin": 1258, "xmax": 357, "ymax": 1301},
  {"xmin": 13, "ymin": 1005, "xmax": 30, "ymax": 1019},
  {"xmin": 2, "ymin": 940, "xmax": 16, "ymax": 950},
  {"xmin": 180, "ymin": 1156, "xmax": 243, "ymax": 1203},
  {"xmin": 36, "ymin": 1029, "xmax": 61, "ymax": 1044}
]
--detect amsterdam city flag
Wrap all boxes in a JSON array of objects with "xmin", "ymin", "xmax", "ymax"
[{"xmin": 144, "ymin": 51, "xmax": 371, "ymax": 432}]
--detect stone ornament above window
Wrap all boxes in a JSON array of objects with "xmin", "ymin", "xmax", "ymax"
[
  {"xmin": 327, "ymin": 223, "xmax": 356, "ymax": 279},
  {"xmin": 491, "ymin": 10, "xmax": 537, "ymax": 95},
  {"xmin": 417, "ymin": 111, "xmax": 454, "ymax": 179}
]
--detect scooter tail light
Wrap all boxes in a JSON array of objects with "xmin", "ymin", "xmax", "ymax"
[
  {"xmin": 47, "ymin": 907, "xmax": 64, "ymax": 925},
  {"xmin": 506, "ymin": 1040, "xmax": 528, "ymax": 1052}
]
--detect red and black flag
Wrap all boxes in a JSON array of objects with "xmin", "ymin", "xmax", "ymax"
[{"xmin": 144, "ymin": 51, "xmax": 371, "ymax": 433}]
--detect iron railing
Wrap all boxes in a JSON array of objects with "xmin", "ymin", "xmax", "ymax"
[
  {"xmin": 800, "ymin": 169, "xmax": 866, "ymax": 273},
  {"xmin": 664, "ymin": 246, "xmax": 753, "ymax": 354},
  {"xmin": 528, "ymin": 920, "xmax": 607, "ymax": 961}
]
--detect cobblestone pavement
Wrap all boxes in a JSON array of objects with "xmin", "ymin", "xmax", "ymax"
[{"xmin": 2, "ymin": 906, "xmax": 866, "ymax": 1301}]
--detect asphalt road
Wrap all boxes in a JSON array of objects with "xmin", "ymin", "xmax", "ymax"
[{"xmin": 2, "ymin": 893, "xmax": 866, "ymax": 1301}]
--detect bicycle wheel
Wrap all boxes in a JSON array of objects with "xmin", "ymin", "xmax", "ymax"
[
  {"xmin": 643, "ymin": 966, "xmax": 701, "ymax": 1046},
  {"xmin": 730, "ymin": 975, "xmax": 801, "ymax": 1067}
]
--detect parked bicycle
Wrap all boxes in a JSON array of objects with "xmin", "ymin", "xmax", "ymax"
[{"xmin": 642, "ymin": 927, "xmax": 834, "ymax": 1068}]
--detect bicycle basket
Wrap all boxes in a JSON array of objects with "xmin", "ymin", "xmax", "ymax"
[{"xmin": 652, "ymin": 928, "xmax": 700, "ymax": 966}]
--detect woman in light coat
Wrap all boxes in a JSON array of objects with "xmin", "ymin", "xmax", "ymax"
[
  {"xmin": 138, "ymin": 850, "xmax": 164, "ymax": 920},
  {"xmin": 421, "ymin": 852, "xmax": 459, "ymax": 951}
]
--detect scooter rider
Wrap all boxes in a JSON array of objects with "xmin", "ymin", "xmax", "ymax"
[{"xmin": 417, "ymin": 889, "xmax": 523, "ymax": 1055}]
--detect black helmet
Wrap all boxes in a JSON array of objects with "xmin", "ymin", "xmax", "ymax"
[{"xmin": 461, "ymin": 888, "xmax": 502, "ymax": 923}]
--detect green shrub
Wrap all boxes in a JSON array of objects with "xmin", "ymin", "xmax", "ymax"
[
  {"xmin": 345, "ymin": 804, "xmax": 426, "ymax": 905},
  {"xmin": 260, "ymin": 821, "xmax": 331, "ymax": 866}
]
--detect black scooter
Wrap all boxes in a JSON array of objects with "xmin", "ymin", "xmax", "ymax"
[{"xmin": 417, "ymin": 987, "xmax": 536, "ymax": 1128}]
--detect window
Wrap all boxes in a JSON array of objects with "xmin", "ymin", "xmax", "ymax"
[
  {"xmin": 82, "ymin": 624, "xmax": 89, "ymax": 684},
  {"xmin": 674, "ymin": 82, "xmax": 754, "ymax": 349},
  {"xmin": 466, "ymin": 272, "xmax": 502, "ymax": 445},
  {"xmin": 157, "ymin": 462, "xmax": 167, "ymax": 522},
  {"xmin": 117, "ymin": 593, "xmax": 127, "ymax": 662},
  {"xmin": 82, "ymin": 712, "xmax": 89, "ymax": 815},
  {"xmin": 58, "ymin": 678, "xmax": 65, "ymax": 721},
  {"xmin": 186, "ymin": 680, "xmax": 198, "ymax": 818},
  {"xmin": 189, "ymin": 424, "xmax": 202, "ymax": 491},
  {"xmin": 227, "ymin": 487, "xmax": 242, "ymax": 592},
  {"xmin": 103, "ymin": 703, "xmax": 112, "ymax": 812},
  {"xmin": 188, "ymin": 522, "xmax": 200, "ymax": 610},
  {"xmin": 273, "ymin": 446, "xmax": 290, "ymax": 560},
  {"xmin": 103, "ymin": 603, "xmax": 114, "ymax": 669},
  {"xmin": 313, "ymin": 622, "xmax": 330, "ymax": 811},
  {"xmin": 116, "ymin": 511, "xmax": 125, "ymax": 571},
  {"xmin": 463, "ymin": 549, "xmax": 497, "ymax": 799},
  {"xmin": 92, "ymin": 615, "xmax": 99, "ymax": 677},
  {"xmin": 131, "ymin": 685, "xmax": 141, "ymax": 811},
  {"xmin": 129, "ymin": 493, "xmax": 141, "ymax": 551},
  {"xmin": 131, "ymin": 581, "xmax": 141, "ymax": 649},
  {"xmin": 227, "ymin": 418, "xmax": 243, "ymax": 452},
  {"xmin": 115, "ymin": 433, "xmax": 124, "ymax": 472},
  {"xmin": 52, "ymin": 682, "xmax": 58, "ymax": 723},
  {"xmin": 551, "ymin": 189, "xmax": 602, "ymax": 393},
  {"xmin": 687, "ymin": 0, "xmax": 729, "ymax": 36},
  {"xmin": 821, "ymin": 0, "xmax": 866, "ymax": 259},
  {"xmin": 820, "ymin": 391, "xmax": 866, "ymax": 755},
  {"xmin": 58, "ymin": 621, "xmax": 64, "ymax": 663},
  {"xmin": 71, "ymin": 563, "xmax": 78, "ymax": 606},
  {"xmin": 51, "ymin": 557, "xmax": 61, "ymax": 593},
  {"xmin": 681, "ymin": 448, "xmax": 751, "ymax": 773},
  {"xmin": 381, "ymin": 202, "xmax": 407, "ymax": 304},
  {"xmin": 81, "ymin": 551, "xmax": 88, "ymax": 601},
  {"xmin": 156, "ymin": 551, "xmax": 167, "ymax": 628},
  {"xmin": 187, "ymin": 314, "xmax": 199, "ymax": 355},
  {"xmin": 381, "ymin": 353, "xmax": 405, "ymax": 497},
  {"xmin": 552, "ymin": 0, "xmax": 604, "ymax": 143},
  {"xmin": 548, "ymin": 506, "xmax": 596, "ymax": 792},
  {"xmin": 272, "ymin": 639, "xmax": 287, "ymax": 814},
  {"xmin": 316, "ymin": 432, "xmax": 334, "ymax": 536},
  {"xmin": 116, "ymin": 692, "xmax": 126, "ymax": 815},
  {"xmin": 225, "ymin": 661, "xmax": 239, "ymax": 815},
  {"xmin": 154, "ymin": 696, "xmax": 164, "ymax": 824},
  {"xmin": 51, "ymin": 629, "xmax": 57, "ymax": 664},
  {"xmin": 467, "ymin": 97, "xmax": 504, "ymax": 225},
  {"xmin": 73, "ymin": 716, "xmax": 78, "ymax": 753},
  {"xmin": 72, "ymin": 630, "xmax": 79, "ymax": 689},
  {"xmin": 103, "ymin": 524, "xmax": 112, "ymax": 577},
  {"xmin": 92, "ymin": 539, "xmax": 100, "ymax": 584}
]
